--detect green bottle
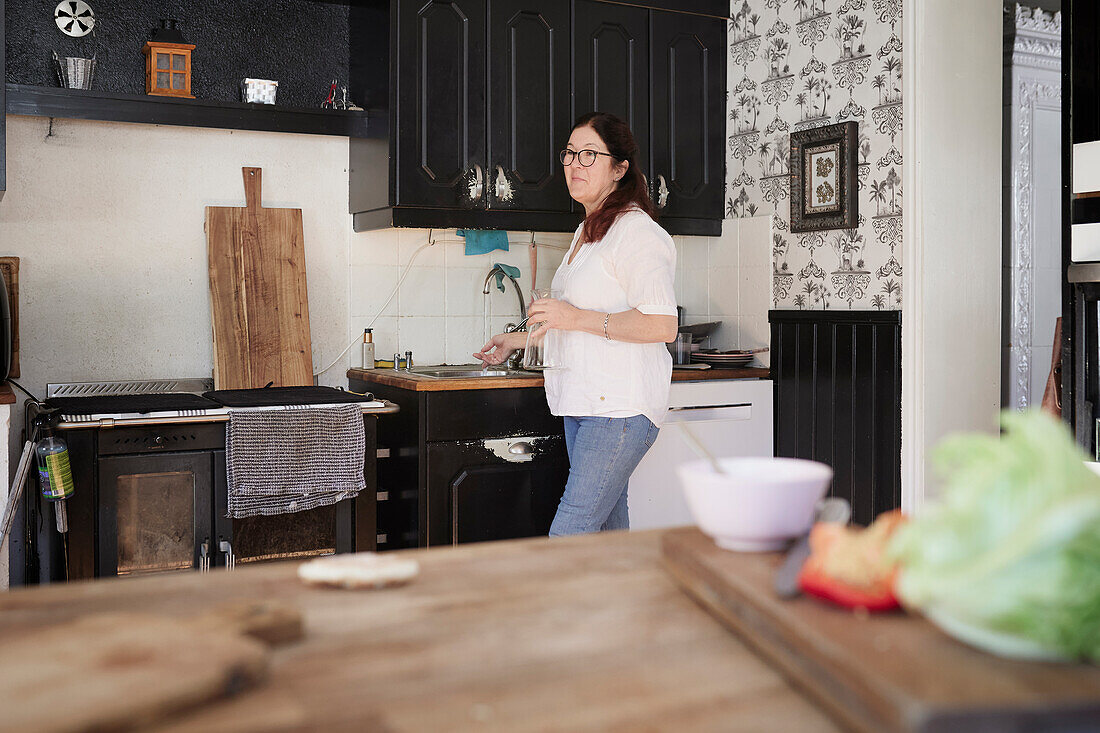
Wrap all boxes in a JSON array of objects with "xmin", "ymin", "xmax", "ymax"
[{"xmin": 36, "ymin": 427, "xmax": 74, "ymax": 501}]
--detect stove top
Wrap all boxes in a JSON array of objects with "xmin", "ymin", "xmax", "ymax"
[{"xmin": 45, "ymin": 378, "xmax": 384, "ymax": 428}]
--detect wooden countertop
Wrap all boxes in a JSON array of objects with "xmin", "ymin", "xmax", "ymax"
[
  {"xmin": 349, "ymin": 366, "xmax": 771, "ymax": 392},
  {"xmin": 0, "ymin": 531, "xmax": 837, "ymax": 732}
]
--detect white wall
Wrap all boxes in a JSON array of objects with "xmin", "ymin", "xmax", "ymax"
[
  {"xmin": 0, "ymin": 115, "xmax": 352, "ymax": 394},
  {"xmin": 902, "ymin": 0, "xmax": 1003, "ymax": 505}
]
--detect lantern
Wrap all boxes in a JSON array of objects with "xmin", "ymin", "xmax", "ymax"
[{"xmin": 142, "ymin": 19, "xmax": 194, "ymax": 98}]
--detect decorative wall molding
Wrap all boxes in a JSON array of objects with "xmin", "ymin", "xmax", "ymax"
[
  {"xmin": 1004, "ymin": 3, "xmax": 1062, "ymax": 71},
  {"xmin": 1004, "ymin": 4, "xmax": 1060, "ymax": 412}
]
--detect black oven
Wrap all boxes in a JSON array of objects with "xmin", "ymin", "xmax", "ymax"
[{"xmin": 12, "ymin": 384, "xmax": 380, "ymax": 585}]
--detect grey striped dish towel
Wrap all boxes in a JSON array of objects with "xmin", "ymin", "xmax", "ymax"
[{"xmin": 225, "ymin": 404, "xmax": 366, "ymax": 519}]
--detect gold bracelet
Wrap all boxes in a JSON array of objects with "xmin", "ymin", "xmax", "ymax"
[{"xmin": 603, "ymin": 313, "xmax": 612, "ymax": 341}]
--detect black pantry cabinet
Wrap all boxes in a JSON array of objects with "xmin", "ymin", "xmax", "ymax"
[{"xmin": 351, "ymin": 0, "xmax": 728, "ymax": 235}]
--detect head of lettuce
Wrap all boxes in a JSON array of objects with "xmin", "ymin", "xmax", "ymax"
[{"xmin": 888, "ymin": 411, "xmax": 1100, "ymax": 662}]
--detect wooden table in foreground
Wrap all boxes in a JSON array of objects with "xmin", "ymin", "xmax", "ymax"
[{"xmin": 0, "ymin": 530, "xmax": 837, "ymax": 732}]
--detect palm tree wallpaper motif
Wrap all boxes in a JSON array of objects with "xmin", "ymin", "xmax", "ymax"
[{"xmin": 726, "ymin": 0, "xmax": 903, "ymax": 310}]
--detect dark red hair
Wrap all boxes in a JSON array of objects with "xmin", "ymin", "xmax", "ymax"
[{"xmin": 571, "ymin": 112, "xmax": 657, "ymax": 244}]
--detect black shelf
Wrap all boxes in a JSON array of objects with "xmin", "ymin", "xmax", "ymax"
[{"xmin": 5, "ymin": 83, "xmax": 386, "ymax": 139}]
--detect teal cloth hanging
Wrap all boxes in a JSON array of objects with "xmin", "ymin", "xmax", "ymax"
[
  {"xmin": 457, "ymin": 229, "xmax": 510, "ymax": 256},
  {"xmin": 491, "ymin": 263, "xmax": 521, "ymax": 292}
]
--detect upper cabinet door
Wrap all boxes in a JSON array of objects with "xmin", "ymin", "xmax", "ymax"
[
  {"xmin": 487, "ymin": 1, "xmax": 572, "ymax": 213},
  {"xmin": 573, "ymin": 0, "xmax": 650, "ymax": 183},
  {"xmin": 395, "ymin": 0, "xmax": 487, "ymax": 209},
  {"xmin": 650, "ymin": 10, "xmax": 725, "ymax": 222}
]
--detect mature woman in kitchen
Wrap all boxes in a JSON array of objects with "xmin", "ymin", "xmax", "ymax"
[{"xmin": 474, "ymin": 112, "xmax": 678, "ymax": 536}]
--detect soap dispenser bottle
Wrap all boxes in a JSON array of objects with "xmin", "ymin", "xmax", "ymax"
[{"xmin": 361, "ymin": 328, "xmax": 375, "ymax": 369}]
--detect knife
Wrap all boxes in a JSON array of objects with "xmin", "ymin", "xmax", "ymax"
[{"xmin": 774, "ymin": 497, "xmax": 851, "ymax": 599}]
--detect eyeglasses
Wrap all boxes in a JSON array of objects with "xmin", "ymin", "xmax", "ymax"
[{"xmin": 559, "ymin": 148, "xmax": 617, "ymax": 167}]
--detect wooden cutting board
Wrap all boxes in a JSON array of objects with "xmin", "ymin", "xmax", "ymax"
[
  {"xmin": 661, "ymin": 527, "xmax": 1100, "ymax": 733},
  {"xmin": 0, "ymin": 601, "xmax": 303, "ymax": 733},
  {"xmin": 206, "ymin": 167, "xmax": 313, "ymax": 390}
]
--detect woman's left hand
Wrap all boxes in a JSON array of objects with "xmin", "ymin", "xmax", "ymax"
[{"xmin": 527, "ymin": 298, "xmax": 582, "ymax": 333}]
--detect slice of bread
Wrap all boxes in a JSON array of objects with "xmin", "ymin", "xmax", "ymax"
[{"xmin": 297, "ymin": 552, "xmax": 419, "ymax": 589}]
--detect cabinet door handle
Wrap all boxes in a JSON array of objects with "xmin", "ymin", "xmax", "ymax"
[
  {"xmin": 219, "ymin": 540, "xmax": 236, "ymax": 571},
  {"xmin": 199, "ymin": 541, "xmax": 210, "ymax": 572},
  {"xmin": 493, "ymin": 165, "xmax": 512, "ymax": 203},
  {"xmin": 153, "ymin": 435, "xmax": 166, "ymax": 446},
  {"xmin": 656, "ymin": 175, "xmax": 670, "ymax": 210},
  {"xmin": 468, "ymin": 163, "xmax": 484, "ymax": 205}
]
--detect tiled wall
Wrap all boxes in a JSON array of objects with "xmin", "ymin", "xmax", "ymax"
[{"xmin": 348, "ymin": 215, "xmax": 774, "ymax": 368}]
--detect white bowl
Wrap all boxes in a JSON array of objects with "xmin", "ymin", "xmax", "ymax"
[{"xmin": 676, "ymin": 457, "xmax": 834, "ymax": 552}]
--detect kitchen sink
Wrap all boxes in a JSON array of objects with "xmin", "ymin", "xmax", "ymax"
[{"xmin": 407, "ymin": 365, "xmax": 533, "ymax": 379}]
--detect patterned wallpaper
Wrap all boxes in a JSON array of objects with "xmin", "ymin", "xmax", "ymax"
[{"xmin": 725, "ymin": 0, "xmax": 903, "ymax": 310}]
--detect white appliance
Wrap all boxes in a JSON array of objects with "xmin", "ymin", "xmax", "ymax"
[{"xmin": 629, "ymin": 379, "xmax": 773, "ymax": 530}]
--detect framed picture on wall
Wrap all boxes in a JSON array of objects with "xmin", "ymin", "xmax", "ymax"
[{"xmin": 790, "ymin": 121, "xmax": 858, "ymax": 232}]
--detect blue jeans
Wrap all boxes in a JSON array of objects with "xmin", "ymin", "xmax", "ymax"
[{"xmin": 549, "ymin": 415, "xmax": 660, "ymax": 536}]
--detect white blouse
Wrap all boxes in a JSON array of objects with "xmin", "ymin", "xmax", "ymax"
[{"xmin": 543, "ymin": 208, "xmax": 678, "ymax": 427}]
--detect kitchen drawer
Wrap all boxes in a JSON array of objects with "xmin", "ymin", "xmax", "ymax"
[
  {"xmin": 96, "ymin": 424, "xmax": 226, "ymax": 456},
  {"xmin": 424, "ymin": 388, "xmax": 561, "ymax": 442}
]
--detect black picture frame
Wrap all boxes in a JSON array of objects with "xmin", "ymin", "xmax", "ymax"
[{"xmin": 790, "ymin": 121, "xmax": 859, "ymax": 232}]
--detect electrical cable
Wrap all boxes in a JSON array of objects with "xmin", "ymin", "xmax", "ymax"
[
  {"xmin": 313, "ymin": 229, "xmax": 440, "ymax": 377},
  {"xmin": 7, "ymin": 379, "xmax": 42, "ymax": 405}
]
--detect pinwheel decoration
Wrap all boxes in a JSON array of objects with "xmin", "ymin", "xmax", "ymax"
[{"xmin": 54, "ymin": 1, "xmax": 95, "ymax": 38}]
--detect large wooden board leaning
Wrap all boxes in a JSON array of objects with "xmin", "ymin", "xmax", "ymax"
[
  {"xmin": 661, "ymin": 527, "xmax": 1100, "ymax": 733},
  {"xmin": 206, "ymin": 168, "xmax": 312, "ymax": 389}
]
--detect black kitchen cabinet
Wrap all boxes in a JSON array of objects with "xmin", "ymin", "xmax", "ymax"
[
  {"xmin": 650, "ymin": 9, "xmax": 726, "ymax": 227},
  {"xmin": 572, "ymin": 0, "xmax": 649, "ymax": 197},
  {"xmin": 351, "ymin": 375, "xmax": 569, "ymax": 548},
  {"xmin": 571, "ymin": 1, "xmax": 725, "ymax": 234},
  {"xmin": 426, "ymin": 435, "xmax": 568, "ymax": 543},
  {"xmin": 358, "ymin": 0, "xmax": 577, "ymax": 231},
  {"xmin": 487, "ymin": 0, "xmax": 572, "ymax": 213},
  {"xmin": 394, "ymin": 0, "xmax": 487, "ymax": 209},
  {"xmin": 353, "ymin": 0, "xmax": 727, "ymax": 235}
]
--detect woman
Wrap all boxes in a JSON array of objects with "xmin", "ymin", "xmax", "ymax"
[{"xmin": 473, "ymin": 112, "xmax": 678, "ymax": 535}]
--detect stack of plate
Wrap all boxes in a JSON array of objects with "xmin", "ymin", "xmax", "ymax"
[{"xmin": 692, "ymin": 350, "xmax": 757, "ymax": 367}]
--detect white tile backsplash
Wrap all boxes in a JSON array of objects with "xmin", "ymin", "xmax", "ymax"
[
  {"xmin": 445, "ymin": 316, "xmax": 487, "ymax": 365},
  {"xmin": 349, "ymin": 219, "xmax": 774, "ymax": 366},
  {"xmin": 398, "ymin": 265, "xmax": 446, "ymax": 317},
  {"xmin": 445, "ymin": 266, "xmax": 491, "ymax": 317},
  {"xmin": 399, "ymin": 316, "xmax": 447, "ymax": 366},
  {"xmin": 709, "ymin": 221, "xmax": 739, "ymax": 268},
  {"xmin": 708, "ymin": 267, "xmax": 739, "ymax": 315}
]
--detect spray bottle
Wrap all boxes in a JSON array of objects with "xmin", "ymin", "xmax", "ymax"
[{"xmin": 36, "ymin": 424, "xmax": 74, "ymax": 533}]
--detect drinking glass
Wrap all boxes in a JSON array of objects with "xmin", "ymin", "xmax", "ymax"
[
  {"xmin": 522, "ymin": 288, "xmax": 563, "ymax": 370},
  {"xmin": 671, "ymin": 333, "xmax": 692, "ymax": 365}
]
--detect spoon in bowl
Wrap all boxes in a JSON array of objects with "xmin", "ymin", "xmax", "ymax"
[{"xmin": 673, "ymin": 421, "xmax": 726, "ymax": 475}]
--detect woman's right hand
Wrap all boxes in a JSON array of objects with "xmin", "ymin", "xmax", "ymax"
[{"xmin": 473, "ymin": 331, "xmax": 526, "ymax": 366}]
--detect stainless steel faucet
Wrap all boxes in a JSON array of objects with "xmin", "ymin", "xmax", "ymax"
[
  {"xmin": 482, "ymin": 265, "xmax": 527, "ymax": 369},
  {"xmin": 482, "ymin": 265, "xmax": 527, "ymax": 325}
]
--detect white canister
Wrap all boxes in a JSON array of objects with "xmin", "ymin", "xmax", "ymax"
[{"xmin": 241, "ymin": 78, "xmax": 278, "ymax": 104}]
